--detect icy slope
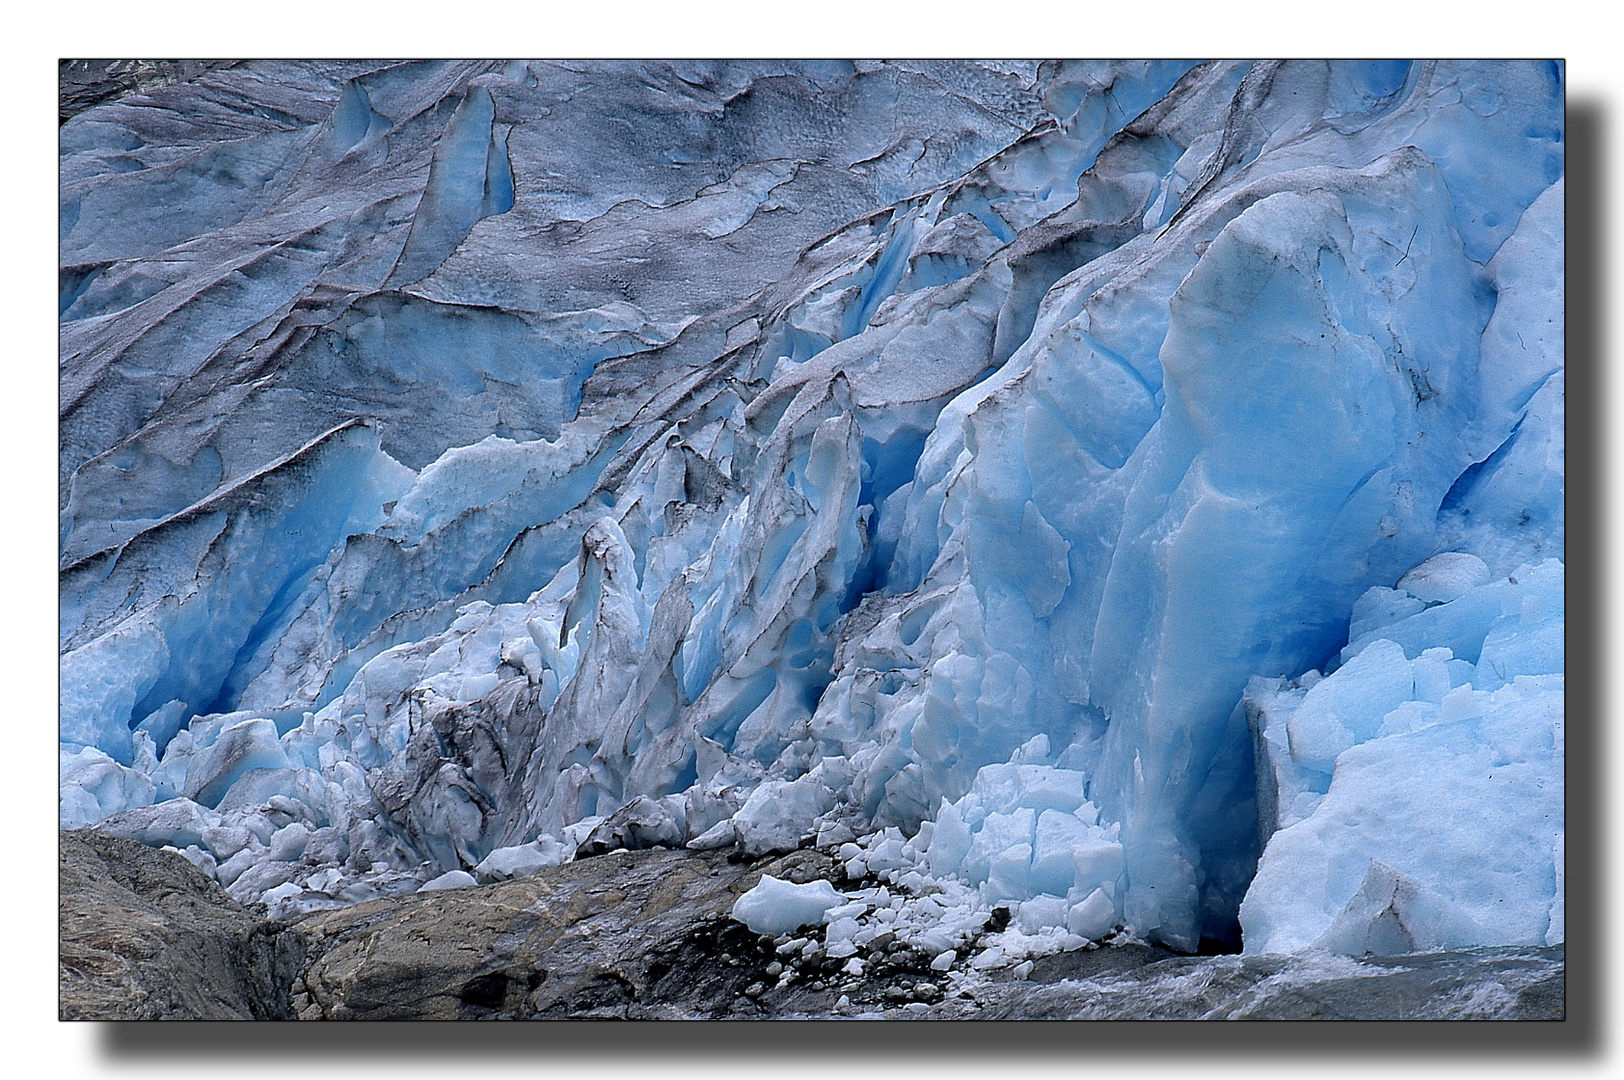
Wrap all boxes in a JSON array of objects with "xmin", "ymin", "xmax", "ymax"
[{"xmin": 60, "ymin": 60, "xmax": 1563, "ymax": 958}]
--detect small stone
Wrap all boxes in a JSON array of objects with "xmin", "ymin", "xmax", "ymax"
[
  {"xmin": 765, "ymin": 961, "xmax": 783, "ymax": 978},
  {"xmin": 743, "ymin": 982, "xmax": 765, "ymax": 997},
  {"xmin": 864, "ymin": 930, "xmax": 896, "ymax": 953}
]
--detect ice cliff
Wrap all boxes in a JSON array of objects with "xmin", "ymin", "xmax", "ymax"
[{"xmin": 60, "ymin": 60, "xmax": 1564, "ymax": 959}]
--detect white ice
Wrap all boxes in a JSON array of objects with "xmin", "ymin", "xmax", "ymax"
[{"xmin": 732, "ymin": 875, "xmax": 846, "ymax": 935}]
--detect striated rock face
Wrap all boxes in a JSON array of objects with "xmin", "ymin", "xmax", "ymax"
[
  {"xmin": 61, "ymin": 829, "xmax": 1561, "ymax": 1020},
  {"xmin": 58, "ymin": 829, "xmax": 303, "ymax": 1019},
  {"xmin": 290, "ymin": 846, "xmax": 840, "ymax": 1019}
]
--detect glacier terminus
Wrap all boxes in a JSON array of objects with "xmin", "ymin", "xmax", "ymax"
[{"xmin": 58, "ymin": 59, "xmax": 1565, "ymax": 1014}]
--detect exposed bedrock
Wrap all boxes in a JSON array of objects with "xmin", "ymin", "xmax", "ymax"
[{"xmin": 60, "ymin": 833, "xmax": 1562, "ymax": 1020}]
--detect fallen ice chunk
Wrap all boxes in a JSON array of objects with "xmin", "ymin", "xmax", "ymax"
[
  {"xmin": 1244, "ymin": 672, "xmax": 1563, "ymax": 954},
  {"xmin": 267, "ymin": 822, "xmax": 311, "ymax": 863},
  {"xmin": 970, "ymin": 946, "xmax": 1008, "ymax": 970},
  {"xmin": 473, "ymin": 837, "xmax": 569, "ymax": 883},
  {"xmin": 97, "ymin": 797, "xmax": 221, "ymax": 850},
  {"xmin": 1014, "ymin": 894, "xmax": 1068, "ymax": 935},
  {"xmin": 1312, "ymin": 861, "xmax": 1490, "ymax": 956},
  {"xmin": 1349, "ymin": 588, "xmax": 1427, "ymax": 642},
  {"xmin": 915, "ymin": 757, "xmax": 1123, "ymax": 937},
  {"xmin": 1070, "ymin": 839, "xmax": 1125, "ymax": 894},
  {"xmin": 172, "ymin": 844, "xmax": 217, "ymax": 877},
  {"xmin": 418, "ymin": 869, "xmax": 478, "ymax": 891},
  {"xmin": 733, "ymin": 774, "xmax": 836, "ymax": 857},
  {"xmin": 823, "ymin": 900, "xmax": 868, "ymax": 923},
  {"xmin": 730, "ymin": 874, "xmax": 845, "ymax": 935},
  {"xmin": 863, "ymin": 832, "xmax": 912, "ymax": 873},
  {"xmin": 1284, "ymin": 639, "xmax": 1414, "ymax": 772},
  {"xmin": 577, "ymin": 796, "xmax": 685, "ymax": 856},
  {"xmin": 1067, "ymin": 887, "xmax": 1118, "ymax": 941},
  {"xmin": 685, "ymin": 819, "xmax": 737, "ymax": 850},
  {"xmin": 181, "ymin": 718, "xmax": 292, "ymax": 808},
  {"xmin": 969, "ymin": 763, "xmax": 1088, "ymax": 817},
  {"xmin": 1397, "ymin": 552, "xmax": 1491, "ymax": 604},
  {"xmin": 1410, "ymin": 647, "xmax": 1455, "ymax": 704},
  {"xmin": 1030, "ymin": 809, "xmax": 1093, "ymax": 895},
  {"xmin": 58, "ymin": 745, "xmax": 155, "ymax": 828},
  {"xmin": 924, "ymin": 801, "xmax": 973, "ymax": 878}
]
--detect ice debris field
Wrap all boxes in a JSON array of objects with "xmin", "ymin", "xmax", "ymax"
[{"xmin": 60, "ymin": 60, "xmax": 1563, "ymax": 965}]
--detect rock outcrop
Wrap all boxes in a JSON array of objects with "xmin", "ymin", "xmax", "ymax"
[
  {"xmin": 59, "ymin": 829, "xmax": 303, "ymax": 1019},
  {"xmin": 61, "ymin": 829, "xmax": 1563, "ymax": 1020}
]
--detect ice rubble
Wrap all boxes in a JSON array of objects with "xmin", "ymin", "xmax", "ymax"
[
  {"xmin": 1240, "ymin": 556, "xmax": 1564, "ymax": 954},
  {"xmin": 61, "ymin": 61, "xmax": 1563, "ymax": 958},
  {"xmin": 732, "ymin": 875, "xmax": 845, "ymax": 935}
]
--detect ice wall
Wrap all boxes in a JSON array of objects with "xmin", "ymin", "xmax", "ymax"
[{"xmin": 60, "ymin": 60, "xmax": 1563, "ymax": 955}]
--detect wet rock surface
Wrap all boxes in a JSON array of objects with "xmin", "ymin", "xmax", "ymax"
[
  {"xmin": 289, "ymin": 845, "xmax": 841, "ymax": 1019},
  {"xmin": 941, "ymin": 945, "xmax": 1565, "ymax": 1020},
  {"xmin": 58, "ymin": 828, "xmax": 303, "ymax": 1019},
  {"xmin": 62, "ymin": 830, "xmax": 1563, "ymax": 1020}
]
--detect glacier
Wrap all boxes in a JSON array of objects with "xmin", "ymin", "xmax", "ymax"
[{"xmin": 60, "ymin": 60, "xmax": 1563, "ymax": 963}]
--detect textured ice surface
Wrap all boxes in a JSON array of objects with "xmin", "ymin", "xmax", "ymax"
[
  {"xmin": 1240, "ymin": 560, "xmax": 1564, "ymax": 955},
  {"xmin": 731, "ymin": 875, "xmax": 846, "ymax": 935},
  {"xmin": 61, "ymin": 60, "xmax": 1563, "ymax": 956}
]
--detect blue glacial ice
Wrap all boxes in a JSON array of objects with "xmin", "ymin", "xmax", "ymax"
[{"xmin": 60, "ymin": 60, "xmax": 1563, "ymax": 960}]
